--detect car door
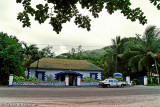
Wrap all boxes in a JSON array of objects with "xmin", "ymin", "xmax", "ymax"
[
  {"xmin": 109, "ymin": 79, "xmax": 114, "ymax": 86},
  {"xmin": 113, "ymin": 79, "xmax": 118, "ymax": 87}
]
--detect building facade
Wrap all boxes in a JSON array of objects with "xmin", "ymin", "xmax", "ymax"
[{"xmin": 27, "ymin": 58, "xmax": 102, "ymax": 86}]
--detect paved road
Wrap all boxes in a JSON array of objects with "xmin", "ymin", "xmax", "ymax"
[
  {"xmin": 0, "ymin": 86, "xmax": 160, "ymax": 107},
  {"xmin": 0, "ymin": 86, "xmax": 160, "ymax": 98}
]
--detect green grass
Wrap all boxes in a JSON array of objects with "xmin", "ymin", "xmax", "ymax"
[{"xmin": 147, "ymin": 84, "xmax": 160, "ymax": 86}]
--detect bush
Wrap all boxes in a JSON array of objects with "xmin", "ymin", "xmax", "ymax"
[
  {"xmin": 84, "ymin": 77, "xmax": 100, "ymax": 82},
  {"xmin": 148, "ymin": 77, "xmax": 158, "ymax": 84},
  {"xmin": 26, "ymin": 77, "xmax": 42, "ymax": 81},
  {"xmin": 47, "ymin": 78, "xmax": 59, "ymax": 82},
  {"xmin": 114, "ymin": 78, "xmax": 123, "ymax": 81},
  {"xmin": 13, "ymin": 76, "xmax": 25, "ymax": 81},
  {"xmin": 147, "ymin": 84, "xmax": 160, "ymax": 86},
  {"xmin": 132, "ymin": 79, "xmax": 139, "ymax": 85},
  {"xmin": 13, "ymin": 76, "xmax": 42, "ymax": 82}
]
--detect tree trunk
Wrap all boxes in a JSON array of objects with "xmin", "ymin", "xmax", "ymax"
[
  {"xmin": 154, "ymin": 60, "xmax": 160, "ymax": 84},
  {"xmin": 115, "ymin": 56, "xmax": 117, "ymax": 73},
  {"xmin": 148, "ymin": 63, "xmax": 150, "ymax": 77}
]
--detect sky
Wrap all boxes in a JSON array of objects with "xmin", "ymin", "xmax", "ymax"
[{"xmin": 0, "ymin": 0, "xmax": 160, "ymax": 55}]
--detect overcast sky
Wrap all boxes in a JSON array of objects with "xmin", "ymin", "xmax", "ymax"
[{"xmin": 0, "ymin": 0, "xmax": 160, "ymax": 55}]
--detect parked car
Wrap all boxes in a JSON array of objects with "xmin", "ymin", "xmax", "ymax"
[{"xmin": 99, "ymin": 78, "xmax": 126, "ymax": 88}]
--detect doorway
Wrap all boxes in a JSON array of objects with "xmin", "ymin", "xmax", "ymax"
[{"xmin": 57, "ymin": 73, "xmax": 78, "ymax": 86}]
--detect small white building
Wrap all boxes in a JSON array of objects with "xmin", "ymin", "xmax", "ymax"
[{"xmin": 27, "ymin": 58, "xmax": 102, "ymax": 86}]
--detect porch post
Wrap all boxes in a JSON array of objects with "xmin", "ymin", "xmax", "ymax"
[
  {"xmin": 65, "ymin": 75, "xmax": 69, "ymax": 86},
  {"xmin": 77, "ymin": 76, "xmax": 81, "ymax": 86},
  {"xmin": 144, "ymin": 76, "xmax": 148, "ymax": 85},
  {"xmin": 9, "ymin": 74, "xmax": 13, "ymax": 86}
]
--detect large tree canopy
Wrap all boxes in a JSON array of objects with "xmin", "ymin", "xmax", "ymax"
[
  {"xmin": 0, "ymin": 32, "xmax": 24, "ymax": 85},
  {"xmin": 15, "ymin": 0, "xmax": 160, "ymax": 34}
]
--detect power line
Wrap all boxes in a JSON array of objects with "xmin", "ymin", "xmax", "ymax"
[{"xmin": 26, "ymin": 43, "xmax": 106, "ymax": 48}]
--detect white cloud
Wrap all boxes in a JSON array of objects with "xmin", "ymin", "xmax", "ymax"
[{"xmin": 0, "ymin": 0, "xmax": 160, "ymax": 55}]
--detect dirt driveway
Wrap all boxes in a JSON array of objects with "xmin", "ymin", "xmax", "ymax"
[{"xmin": 0, "ymin": 86, "xmax": 160, "ymax": 107}]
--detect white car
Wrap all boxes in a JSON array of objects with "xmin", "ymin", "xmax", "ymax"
[{"xmin": 99, "ymin": 78, "xmax": 126, "ymax": 88}]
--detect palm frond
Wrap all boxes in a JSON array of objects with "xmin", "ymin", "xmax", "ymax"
[
  {"xmin": 128, "ymin": 54, "xmax": 143, "ymax": 67},
  {"xmin": 138, "ymin": 56, "xmax": 147, "ymax": 71},
  {"xmin": 121, "ymin": 49, "xmax": 141, "ymax": 60},
  {"xmin": 147, "ymin": 51, "xmax": 157, "ymax": 59}
]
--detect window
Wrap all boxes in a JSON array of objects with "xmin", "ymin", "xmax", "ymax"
[
  {"xmin": 90, "ymin": 73, "xmax": 98, "ymax": 80},
  {"xmin": 36, "ymin": 71, "xmax": 45, "ymax": 81},
  {"xmin": 114, "ymin": 80, "xmax": 118, "ymax": 82},
  {"xmin": 109, "ymin": 80, "xmax": 113, "ymax": 82},
  {"xmin": 38, "ymin": 73, "xmax": 42, "ymax": 80},
  {"xmin": 91, "ymin": 74, "xmax": 96, "ymax": 80}
]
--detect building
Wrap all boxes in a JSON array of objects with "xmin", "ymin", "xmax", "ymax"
[{"xmin": 27, "ymin": 58, "xmax": 103, "ymax": 86}]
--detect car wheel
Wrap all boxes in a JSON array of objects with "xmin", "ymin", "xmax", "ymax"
[
  {"xmin": 121, "ymin": 84, "xmax": 124, "ymax": 87},
  {"xmin": 102, "ymin": 85, "xmax": 105, "ymax": 88},
  {"xmin": 107, "ymin": 84, "xmax": 110, "ymax": 88}
]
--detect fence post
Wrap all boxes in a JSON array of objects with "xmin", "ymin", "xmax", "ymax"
[
  {"xmin": 65, "ymin": 75, "xmax": 69, "ymax": 86},
  {"xmin": 126, "ymin": 76, "xmax": 130, "ymax": 85},
  {"xmin": 144, "ymin": 76, "xmax": 148, "ymax": 85},
  {"xmin": 77, "ymin": 76, "xmax": 81, "ymax": 86},
  {"xmin": 9, "ymin": 74, "xmax": 13, "ymax": 86}
]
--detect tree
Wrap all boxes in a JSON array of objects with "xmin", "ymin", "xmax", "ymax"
[
  {"xmin": 22, "ymin": 44, "xmax": 55, "ymax": 68},
  {"xmin": 57, "ymin": 45, "xmax": 83, "ymax": 59},
  {"xmin": 40, "ymin": 45, "xmax": 55, "ymax": 58},
  {"xmin": 22, "ymin": 43, "xmax": 40, "ymax": 68},
  {"xmin": 16, "ymin": 0, "xmax": 150, "ymax": 34},
  {"xmin": 0, "ymin": 32, "xmax": 24, "ymax": 85},
  {"xmin": 111, "ymin": 36, "xmax": 122, "ymax": 73},
  {"xmin": 119, "ymin": 26, "xmax": 160, "ymax": 77}
]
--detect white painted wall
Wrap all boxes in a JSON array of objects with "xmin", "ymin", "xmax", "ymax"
[{"xmin": 28, "ymin": 69, "xmax": 102, "ymax": 81}]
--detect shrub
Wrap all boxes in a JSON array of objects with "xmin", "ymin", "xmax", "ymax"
[
  {"xmin": 84, "ymin": 77, "xmax": 100, "ymax": 82},
  {"xmin": 13, "ymin": 76, "xmax": 25, "ymax": 81},
  {"xmin": 148, "ymin": 77, "xmax": 158, "ymax": 84},
  {"xmin": 47, "ymin": 78, "xmax": 59, "ymax": 82},
  {"xmin": 132, "ymin": 79, "xmax": 139, "ymax": 85},
  {"xmin": 26, "ymin": 77, "xmax": 42, "ymax": 81},
  {"xmin": 13, "ymin": 76, "xmax": 42, "ymax": 82},
  {"xmin": 147, "ymin": 84, "xmax": 160, "ymax": 86},
  {"xmin": 114, "ymin": 78, "xmax": 123, "ymax": 81}
]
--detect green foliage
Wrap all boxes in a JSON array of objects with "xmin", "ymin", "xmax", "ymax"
[
  {"xmin": 147, "ymin": 84, "xmax": 160, "ymax": 86},
  {"xmin": 40, "ymin": 46, "xmax": 55, "ymax": 58},
  {"xmin": 22, "ymin": 43, "xmax": 55, "ymax": 68},
  {"xmin": 148, "ymin": 77, "xmax": 158, "ymax": 84},
  {"xmin": 118, "ymin": 26, "xmax": 160, "ymax": 77},
  {"xmin": 56, "ymin": 46, "xmax": 104, "ymax": 68},
  {"xmin": 26, "ymin": 77, "xmax": 42, "ymax": 81},
  {"xmin": 150, "ymin": 0, "xmax": 160, "ymax": 10},
  {"xmin": 16, "ymin": 0, "xmax": 148, "ymax": 34},
  {"xmin": 13, "ymin": 76, "xmax": 25, "ymax": 81},
  {"xmin": 47, "ymin": 79, "xmax": 59, "ymax": 82},
  {"xmin": 13, "ymin": 76, "xmax": 42, "ymax": 82},
  {"xmin": 84, "ymin": 77, "xmax": 100, "ymax": 82},
  {"xmin": 132, "ymin": 79, "xmax": 139, "ymax": 85},
  {"xmin": 102, "ymin": 36, "xmax": 130, "ymax": 78},
  {"xmin": 0, "ymin": 32, "xmax": 25, "ymax": 85},
  {"xmin": 114, "ymin": 78, "xmax": 123, "ymax": 81}
]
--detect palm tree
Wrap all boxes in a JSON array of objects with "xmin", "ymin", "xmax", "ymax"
[
  {"xmin": 102, "ymin": 36, "xmax": 130, "ymax": 78},
  {"xmin": 22, "ymin": 43, "xmax": 40, "ymax": 68},
  {"xmin": 111, "ymin": 36, "xmax": 121, "ymax": 73},
  {"xmin": 119, "ymin": 26, "xmax": 160, "ymax": 77}
]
